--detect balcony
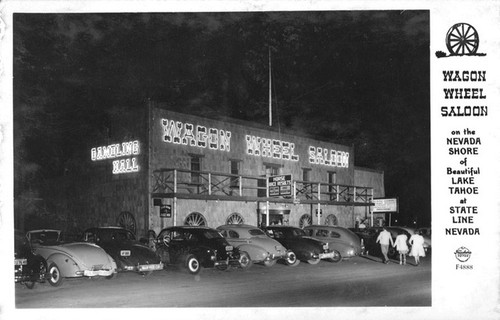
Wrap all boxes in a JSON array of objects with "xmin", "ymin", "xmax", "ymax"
[{"xmin": 151, "ymin": 168, "xmax": 373, "ymax": 206}]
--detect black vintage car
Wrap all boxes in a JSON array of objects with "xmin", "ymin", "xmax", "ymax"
[
  {"xmin": 155, "ymin": 226, "xmax": 251, "ymax": 274},
  {"xmin": 82, "ymin": 227, "xmax": 164, "ymax": 275},
  {"xmin": 14, "ymin": 230, "xmax": 47, "ymax": 289},
  {"xmin": 350, "ymin": 227, "xmax": 399, "ymax": 259},
  {"xmin": 263, "ymin": 226, "xmax": 341, "ymax": 264}
]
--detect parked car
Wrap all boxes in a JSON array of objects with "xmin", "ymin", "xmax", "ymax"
[
  {"xmin": 155, "ymin": 226, "xmax": 251, "ymax": 274},
  {"xmin": 217, "ymin": 224, "xmax": 299, "ymax": 267},
  {"xmin": 82, "ymin": 227, "xmax": 164, "ymax": 275},
  {"xmin": 14, "ymin": 230, "xmax": 48, "ymax": 289},
  {"xmin": 350, "ymin": 227, "xmax": 398, "ymax": 259},
  {"xmin": 303, "ymin": 225, "xmax": 363, "ymax": 260},
  {"xmin": 263, "ymin": 226, "xmax": 341, "ymax": 264},
  {"xmin": 27, "ymin": 229, "xmax": 117, "ymax": 286}
]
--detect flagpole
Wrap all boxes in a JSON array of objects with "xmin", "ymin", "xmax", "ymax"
[{"xmin": 268, "ymin": 47, "xmax": 272, "ymax": 127}]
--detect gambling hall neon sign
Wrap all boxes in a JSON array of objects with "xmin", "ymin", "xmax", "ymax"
[{"xmin": 91, "ymin": 140, "xmax": 140, "ymax": 174}]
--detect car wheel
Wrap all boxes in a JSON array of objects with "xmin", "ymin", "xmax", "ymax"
[
  {"xmin": 48, "ymin": 263, "xmax": 63, "ymax": 287},
  {"xmin": 216, "ymin": 264, "xmax": 228, "ymax": 271},
  {"xmin": 105, "ymin": 273, "xmax": 116, "ymax": 280},
  {"xmin": 185, "ymin": 255, "xmax": 201, "ymax": 274},
  {"xmin": 239, "ymin": 251, "xmax": 252, "ymax": 270},
  {"xmin": 263, "ymin": 259, "xmax": 277, "ymax": 267},
  {"xmin": 307, "ymin": 257, "xmax": 321, "ymax": 265},
  {"xmin": 24, "ymin": 281, "xmax": 35, "ymax": 289},
  {"xmin": 328, "ymin": 250, "xmax": 342, "ymax": 263},
  {"xmin": 285, "ymin": 251, "xmax": 300, "ymax": 267}
]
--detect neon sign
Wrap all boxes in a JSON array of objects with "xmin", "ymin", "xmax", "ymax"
[
  {"xmin": 308, "ymin": 146, "xmax": 349, "ymax": 168},
  {"xmin": 91, "ymin": 140, "xmax": 140, "ymax": 174},
  {"xmin": 162, "ymin": 119, "xmax": 231, "ymax": 152},
  {"xmin": 245, "ymin": 135, "xmax": 299, "ymax": 161}
]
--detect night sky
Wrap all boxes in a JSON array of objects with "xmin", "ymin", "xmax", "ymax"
[{"xmin": 13, "ymin": 11, "xmax": 430, "ymax": 226}]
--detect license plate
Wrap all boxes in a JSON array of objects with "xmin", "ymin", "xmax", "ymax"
[
  {"xmin": 14, "ymin": 259, "xmax": 27, "ymax": 266},
  {"xmin": 319, "ymin": 252, "xmax": 335, "ymax": 259},
  {"xmin": 139, "ymin": 264, "xmax": 162, "ymax": 271},
  {"xmin": 225, "ymin": 245, "xmax": 233, "ymax": 251},
  {"xmin": 120, "ymin": 250, "xmax": 131, "ymax": 257}
]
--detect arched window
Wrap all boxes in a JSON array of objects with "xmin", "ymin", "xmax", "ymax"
[
  {"xmin": 184, "ymin": 212, "xmax": 207, "ymax": 226},
  {"xmin": 324, "ymin": 214, "xmax": 338, "ymax": 226},
  {"xmin": 226, "ymin": 213, "xmax": 244, "ymax": 225},
  {"xmin": 299, "ymin": 214, "xmax": 312, "ymax": 228}
]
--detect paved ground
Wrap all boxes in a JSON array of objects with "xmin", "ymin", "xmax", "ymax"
[{"xmin": 14, "ymin": 253, "xmax": 431, "ymax": 308}]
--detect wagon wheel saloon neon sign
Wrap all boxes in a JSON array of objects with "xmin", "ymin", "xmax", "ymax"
[{"xmin": 161, "ymin": 118, "xmax": 349, "ymax": 168}]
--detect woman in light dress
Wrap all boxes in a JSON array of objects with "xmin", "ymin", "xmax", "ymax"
[
  {"xmin": 409, "ymin": 230, "xmax": 426, "ymax": 266},
  {"xmin": 394, "ymin": 231, "xmax": 409, "ymax": 265}
]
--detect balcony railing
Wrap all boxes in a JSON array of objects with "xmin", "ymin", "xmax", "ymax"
[{"xmin": 152, "ymin": 168, "xmax": 373, "ymax": 205}]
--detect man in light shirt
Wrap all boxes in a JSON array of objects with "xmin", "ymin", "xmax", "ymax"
[{"xmin": 376, "ymin": 227, "xmax": 394, "ymax": 264}]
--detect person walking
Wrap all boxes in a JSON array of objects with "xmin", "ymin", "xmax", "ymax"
[
  {"xmin": 409, "ymin": 230, "xmax": 426, "ymax": 266},
  {"xmin": 394, "ymin": 230, "xmax": 409, "ymax": 265},
  {"xmin": 376, "ymin": 227, "xmax": 394, "ymax": 264}
]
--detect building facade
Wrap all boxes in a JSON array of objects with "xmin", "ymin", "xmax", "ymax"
[{"xmin": 32, "ymin": 103, "xmax": 384, "ymax": 238}]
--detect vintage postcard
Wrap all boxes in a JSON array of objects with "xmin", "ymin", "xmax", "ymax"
[{"xmin": 0, "ymin": 1, "xmax": 499, "ymax": 319}]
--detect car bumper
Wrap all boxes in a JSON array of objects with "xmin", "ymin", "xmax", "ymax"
[
  {"xmin": 214, "ymin": 259, "xmax": 240, "ymax": 268},
  {"xmin": 78, "ymin": 269, "xmax": 116, "ymax": 277},
  {"xmin": 123, "ymin": 262, "xmax": 164, "ymax": 272},
  {"xmin": 315, "ymin": 252, "xmax": 337, "ymax": 260},
  {"xmin": 267, "ymin": 251, "xmax": 288, "ymax": 261}
]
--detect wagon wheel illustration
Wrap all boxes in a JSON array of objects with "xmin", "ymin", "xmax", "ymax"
[
  {"xmin": 184, "ymin": 212, "xmax": 207, "ymax": 226},
  {"xmin": 117, "ymin": 211, "xmax": 137, "ymax": 235},
  {"xmin": 299, "ymin": 214, "xmax": 312, "ymax": 228},
  {"xmin": 446, "ymin": 23, "xmax": 479, "ymax": 56}
]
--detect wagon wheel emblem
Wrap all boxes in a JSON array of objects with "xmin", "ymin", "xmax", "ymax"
[
  {"xmin": 226, "ymin": 213, "xmax": 244, "ymax": 225},
  {"xmin": 446, "ymin": 23, "xmax": 479, "ymax": 56},
  {"xmin": 117, "ymin": 211, "xmax": 137, "ymax": 235},
  {"xmin": 299, "ymin": 214, "xmax": 312, "ymax": 228},
  {"xmin": 184, "ymin": 212, "xmax": 207, "ymax": 226}
]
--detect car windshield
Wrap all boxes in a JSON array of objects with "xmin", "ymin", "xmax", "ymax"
[
  {"xmin": 99, "ymin": 229, "xmax": 136, "ymax": 241},
  {"xmin": 29, "ymin": 231, "xmax": 60, "ymax": 245},
  {"xmin": 248, "ymin": 229, "xmax": 266, "ymax": 236},
  {"xmin": 203, "ymin": 229, "xmax": 224, "ymax": 239},
  {"xmin": 291, "ymin": 228, "xmax": 306, "ymax": 237}
]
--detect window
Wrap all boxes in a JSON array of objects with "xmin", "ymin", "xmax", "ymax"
[
  {"xmin": 302, "ymin": 168, "xmax": 311, "ymax": 181},
  {"xmin": 265, "ymin": 164, "xmax": 280, "ymax": 176},
  {"xmin": 328, "ymin": 171, "xmax": 337, "ymax": 200},
  {"xmin": 328, "ymin": 171, "xmax": 337, "ymax": 184},
  {"xmin": 190, "ymin": 155, "xmax": 202, "ymax": 184},
  {"xmin": 230, "ymin": 160, "xmax": 240, "ymax": 188}
]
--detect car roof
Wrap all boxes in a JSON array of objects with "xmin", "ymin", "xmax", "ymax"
[
  {"xmin": 217, "ymin": 224, "xmax": 259, "ymax": 230},
  {"xmin": 85, "ymin": 226, "xmax": 129, "ymax": 231},
  {"xmin": 160, "ymin": 226, "xmax": 215, "ymax": 232}
]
